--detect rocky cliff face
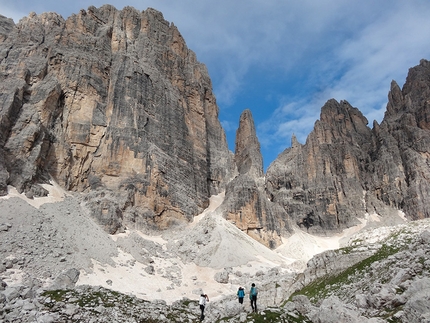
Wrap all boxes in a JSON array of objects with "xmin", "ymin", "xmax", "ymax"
[
  {"xmin": 234, "ymin": 109, "xmax": 263, "ymax": 178},
  {"xmin": 266, "ymin": 59, "xmax": 430, "ymax": 234},
  {"xmin": 220, "ymin": 109, "xmax": 291, "ymax": 248},
  {"xmin": 0, "ymin": 6, "xmax": 234, "ymax": 232},
  {"xmin": 1, "ymin": 4, "xmax": 430, "ymax": 242},
  {"xmin": 371, "ymin": 60, "xmax": 430, "ymax": 220}
]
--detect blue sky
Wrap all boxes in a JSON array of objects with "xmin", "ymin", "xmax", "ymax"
[{"xmin": 2, "ymin": 1, "xmax": 430, "ymax": 170}]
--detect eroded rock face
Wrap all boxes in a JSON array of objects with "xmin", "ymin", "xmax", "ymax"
[
  {"xmin": 266, "ymin": 100, "xmax": 377, "ymax": 234},
  {"xmin": 1, "ymin": 5, "xmax": 430, "ymax": 242},
  {"xmin": 371, "ymin": 59, "xmax": 430, "ymax": 220},
  {"xmin": 234, "ymin": 109, "xmax": 263, "ymax": 178},
  {"xmin": 221, "ymin": 110, "xmax": 290, "ymax": 248},
  {"xmin": 0, "ymin": 6, "xmax": 234, "ymax": 231},
  {"xmin": 266, "ymin": 59, "xmax": 430, "ymax": 234}
]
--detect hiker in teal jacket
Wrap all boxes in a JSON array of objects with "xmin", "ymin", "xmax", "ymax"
[
  {"xmin": 237, "ymin": 287, "xmax": 245, "ymax": 304},
  {"xmin": 249, "ymin": 283, "xmax": 258, "ymax": 312}
]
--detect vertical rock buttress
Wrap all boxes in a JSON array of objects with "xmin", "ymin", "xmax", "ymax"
[
  {"xmin": 221, "ymin": 110, "xmax": 291, "ymax": 248},
  {"xmin": 0, "ymin": 6, "xmax": 234, "ymax": 232}
]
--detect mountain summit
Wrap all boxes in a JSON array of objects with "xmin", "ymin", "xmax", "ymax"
[{"xmin": 266, "ymin": 60, "xmax": 430, "ymax": 234}]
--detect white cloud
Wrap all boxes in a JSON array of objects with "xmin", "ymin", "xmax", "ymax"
[
  {"xmin": 322, "ymin": 2, "xmax": 430, "ymax": 119},
  {"xmin": 258, "ymin": 1, "xmax": 430, "ymax": 157},
  {"xmin": 258, "ymin": 97, "xmax": 321, "ymax": 150}
]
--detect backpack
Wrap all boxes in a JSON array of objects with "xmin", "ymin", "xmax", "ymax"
[{"xmin": 251, "ymin": 287, "xmax": 257, "ymax": 296}]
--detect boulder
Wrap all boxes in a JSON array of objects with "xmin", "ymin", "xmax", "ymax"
[{"xmin": 48, "ymin": 268, "xmax": 80, "ymax": 290}]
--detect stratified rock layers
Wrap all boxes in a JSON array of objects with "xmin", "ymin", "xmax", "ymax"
[{"xmin": 0, "ymin": 6, "xmax": 233, "ymax": 231}]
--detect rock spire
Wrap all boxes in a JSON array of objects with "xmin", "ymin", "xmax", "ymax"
[
  {"xmin": 220, "ymin": 109, "xmax": 290, "ymax": 248},
  {"xmin": 234, "ymin": 109, "xmax": 264, "ymax": 178}
]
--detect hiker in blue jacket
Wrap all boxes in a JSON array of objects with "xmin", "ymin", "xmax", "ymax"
[
  {"xmin": 249, "ymin": 283, "xmax": 258, "ymax": 312},
  {"xmin": 237, "ymin": 287, "xmax": 245, "ymax": 304}
]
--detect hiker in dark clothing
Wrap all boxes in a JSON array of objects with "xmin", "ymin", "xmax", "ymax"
[
  {"xmin": 249, "ymin": 283, "xmax": 258, "ymax": 312},
  {"xmin": 199, "ymin": 293, "xmax": 209, "ymax": 321}
]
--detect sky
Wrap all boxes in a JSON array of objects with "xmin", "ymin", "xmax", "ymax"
[{"xmin": 2, "ymin": 1, "xmax": 430, "ymax": 170}]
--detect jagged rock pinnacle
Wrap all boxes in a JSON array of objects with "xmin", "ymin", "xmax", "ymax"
[{"xmin": 234, "ymin": 109, "xmax": 263, "ymax": 178}]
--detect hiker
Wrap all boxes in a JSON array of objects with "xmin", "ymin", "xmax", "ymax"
[
  {"xmin": 199, "ymin": 293, "xmax": 209, "ymax": 321},
  {"xmin": 249, "ymin": 283, "xmax": 258, "ymax": 312},
  {"xmin": 237, "ymin": 286, "xmax": 245, "ymax": 304}
]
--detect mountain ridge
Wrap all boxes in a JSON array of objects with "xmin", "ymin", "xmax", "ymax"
[
  {"xmin": 0, "ymin": 5, "xmax": 430, "ymax": 322},
  {"xmin": 1, "ymin": 6, "xmax": 430, "ymax": 244},
  {"xmin": 266, "ymin": 59, "xmax": 430, "ymax": 235}
]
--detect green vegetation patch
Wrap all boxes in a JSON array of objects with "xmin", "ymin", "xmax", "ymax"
[
  {"xmin": 42, "ymin": 287, "xmax": 143, "ymax": 309},
  {"xmin": 290, "ymin": 242, "xmax": 403, "ymax": 303},
  {"xmin": 216, "ymin": 309, "xmax": 312, "ymax": 323},
  {"xmin": 42, "ymin": 289, "xmax": 70, "ymax": 302}
]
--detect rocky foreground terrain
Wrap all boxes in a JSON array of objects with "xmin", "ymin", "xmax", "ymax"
[{"xmin": 1, "ymin": 185, "xmax": 430, "ymax": 322}]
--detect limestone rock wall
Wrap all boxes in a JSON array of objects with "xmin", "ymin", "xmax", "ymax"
[
  {"xmin": 221, "ymin": 109, "xmax": 290, "ymax": 248},
  {"xmin": 1, "ymin": 5, "xmax": 430, "ymax": 242},
  {"xmin": 371, "ymin": 60, "xmax": 430, "ymax": 220},
  {"xmin": 266, "ymin": 100, "xmax": 376, "ymax": 234},
  {"xmin": 266, "ymin": 59, "xmax": 430, "ymax": 234},
  {"xmin": 0, "ymin": 6, "xmax": 234, "ymax": 232},
  {"xmin": 234, "ymin": 109, "xmax": 263, "ymax": 178}
]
